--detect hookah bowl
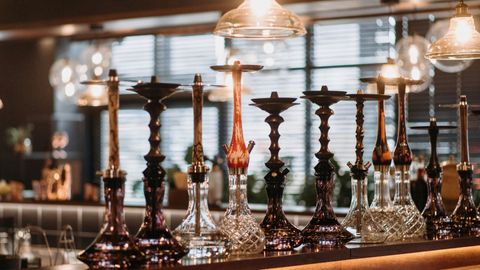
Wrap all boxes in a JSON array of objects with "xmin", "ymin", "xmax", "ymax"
[
  {"xmin": 300, "ymin": 86, "xmax": 354, "ymax": 249},
  {"xmin": 129, "ymin": 76, "xmax": 187, "ymax": 265},
  {"xmin": 342, "ymin": 90, "xmax": 390, "ymax": 244},
  {"xmin": 390, "ymin": 77, "xmax": 426, "ymax": 240},
  {"xmin": 449, "ymin": 96, "xmax": 480, "ymax": 237},
  {"xmin": 172, "ymin": 74, "xmax": 232, "ymax": 259},
  {"xmin": 359, "ymin": 77, "xmax": 404, "ymax": 242},
  {"xmin": 411, "ymin": 118, "xmax": 456, "ymax": 240},
  {"xmin": 77, "ymin": 70, "xmax": 144, "ymax": 269},
  {"xmin": 211, "ymin": 61, "xmax": 266, "ymax": 255},
  {"xmin": 250, "ymin": 91, "xmax": 302, "ymax": 251}
]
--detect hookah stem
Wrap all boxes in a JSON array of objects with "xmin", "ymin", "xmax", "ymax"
[
  {"xmin": 356, "ymin": 179, "xmax": 361, "ymax": 232},
  {"xmin": 380, "ymin": 173, "xmax": 384, "ymax": 208},
  {"xmin": 355, "ymin": 99, "xmax": 365, "ymax": 232},
  {"xmin": 107, "ymin": 71, "xmax": 120, "ymax": 170},
  {"xmin": 192, "ymin": 77, "xmax": 204, "ymax": 237},
  {"xmin": 397, "ymin": 83, "xmax": 408, "ymax": 206},
  {"xmin": 236, "ymin": 173, "xmax": 241, "ymax": 228},
  {"xmin": 195, "ymin": 183, "xmax": 201, "ymax": 236},
  {"xmin": 459, "ymin": 96, "xmax": 469, "ymax": 164}
]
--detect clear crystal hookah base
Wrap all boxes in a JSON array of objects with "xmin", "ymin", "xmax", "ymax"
[
  {"xmin": 173, "ymin": 173, "xmax": 231, "ymax": 259},
  {"xmin": 219, "ymin": 174, "xmax": 265, "ymax": 255},
  {"xmin": 369, "ymin": 171, "xmax": 405, "ymax": 242},
  {"xmin": 393, "ymin": 169, "xmax": 426, "ymax": 239},
  {"xmin": 342, "ymin": 177, "xmax": 387, "ymax": 243}
]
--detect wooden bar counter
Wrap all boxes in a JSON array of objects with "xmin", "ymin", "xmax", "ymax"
[{"xmin": 37, "ymin": 238, "xmax": 480, "ymax": 270}]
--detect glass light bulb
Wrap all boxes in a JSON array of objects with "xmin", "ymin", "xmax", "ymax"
[
  {"xmin": 64, "ymin": 82, "xmax": 76, "ymax": 97},
  {"xmin": 411, "ymin": 66, "xmax": 421, "ymax": 80},
  {"xmin": 409, "ymin": 45, "xmax": 420, "ymax": 64},
  {"xmin": 263, "ymin": 42, "xmax": 275, "ymax": 54},
  {"xmin": 61, "ymin": 66, "xmax": 73, "ymax": 83},
  {"xmin": 91, "ymin": 51, "xmax": 103, "ymax": 65}
]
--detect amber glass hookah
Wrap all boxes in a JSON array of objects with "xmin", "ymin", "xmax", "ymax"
[
  {"xmin": 129, "ymin": 76, "xmax": 187, "ymax": 265},
  {"xmin": 450, "ymin": 95, "xmax": 480, "ymax": 237},
  {"xmin": 77, "ymin": 70, "xmax": 144, "ymax": 269},
  {"xmin": 411, "ymin": 118, "xmax": 456, "ymax": 240},
  {"xmin": 301, "ymin": 86, "xmax": 354, "ymax": 249},
  {"xmin": 211, "ymin": 61, "xmax": 265, "ymax": 255},
  {"xmin": 250, "ymin": 91, "xmax": 302, "ymax": 251}
]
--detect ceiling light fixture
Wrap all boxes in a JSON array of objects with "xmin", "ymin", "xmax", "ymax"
[
  {"xmin": 213, "ymin": 0, "xmax": 306, "ymax": 40},
  {"xmin": 425, "ymin": 0, "xmax": 480, "ymax": 60}
]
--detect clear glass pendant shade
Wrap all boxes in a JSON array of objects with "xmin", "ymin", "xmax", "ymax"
[
  {"xmin": 426, "ymin": 19, "xmax": 473, "ymax": 72},
  {"xmin": 214, "ymin": 0, "xmax": 306, "ymax": 39},
  {"xmin": 426, "ymin": 16, "xmax": 480, "ymax": 60},
  {"xmin": 395, "ymin": 35, "xmax": 432, "ymax": 93}
]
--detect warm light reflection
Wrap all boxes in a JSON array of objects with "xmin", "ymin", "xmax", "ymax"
[
  {"xmin": 453, "ymin": 17, "xmax": 474, "ymax": 44},
  {"xmin": 380, "ymin": 58, "xmax": 401, "ymax": 79},
  {"xmin": 77, "ymin": 84, "xmax": 108, "ymax": 107},
  {"xmin": 249, "ymin": 0, "xmax": 272, "ymax": 17}
]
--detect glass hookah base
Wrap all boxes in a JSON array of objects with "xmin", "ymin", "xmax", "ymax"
[
  {"xmin": 424, "ymin": 216, "xmax": 454, "ymax": 240},
  {"xmin": 301, "ymin": 218, "xmax": 354, "ymax": 248},
  {"xmin": 451, "ymin": 211, "xmax": 480, "ymax": 237},
  {"xmin": 368, "ymin": 208, "xmax": 405, "ymax": 242},
  {"xmin": 77, "ymin": 233, "xmax": 144, "ymax": 269},
  {"xmin": 135, "ymin": 226, "xmax": 187, "ymax": 264},
  {"xmin": 219, "ymin": 215, "xmax": 265, "ymax": 255},
  {"xmin": 261, "ymin": 224, "xmax": 303, "ymax": 251},
  {"xmin": 394, "ymin": 205, "xmax": 426, "ymax": 239},
  {"xmin": 342, "ymin": 210, "xmax": 387, "ymax": 244},
  {"xmin": 174, "ymin": 231, "xmax": 231, "ymax": 259}
]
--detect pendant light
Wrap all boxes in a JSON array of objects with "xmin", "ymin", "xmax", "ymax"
[
  {"xmin": 214, "ymin": 0, "xmax": 306, "ymax": 40},
  {"xmin": 426, "ymin": 0, "xmax": 480, "ymax": 60}
]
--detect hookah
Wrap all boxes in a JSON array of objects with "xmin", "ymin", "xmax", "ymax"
[
  {"xmin": 129, "ymin": 76, "xmax": 188, "ymax": 265},
  {"xmin": 360, "ymin": 76, "xmax": 404, "ymax": 242},
  {"xmin": 391, "ymin": 77, "xmax": 426, "ymax": 239},
  {"xmin": 172, "ymin": 74, "xmax": 232, "ymax": 259},
  {"xmin": 250, "ymin": 91, "xmax": 303, "ymax": 251},
  {"xmin": 301, "ymin": 86, "xmax": 354, "ymax": 249},
  {"xmin": 77, "ymin": 70, "xmax": 144, "ymax": 269},
  {"xmin": 211, "ymin": 61, "xmax": 265, "ymax": 255},
  {"xmin": 411, "ymin": 118, "xmax": 456, "ymax": 240},
  {"xmin": 342, "ymin": 90, "xmax": 389, "ymax": 244},
  {"xmin": 448, "ymin": 96, "xmax": 480, "ymax": 237}
]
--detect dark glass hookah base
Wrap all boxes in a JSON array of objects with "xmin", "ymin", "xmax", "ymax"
[
  {"xmin": 135, "ymin": 225, "xmax": 188, "ymax": 264},
  {"xmin": 78, "ymin": 231, "xmax": 145, "ymax": 269},
  {"xmin": 451, "ymin": 205, "xmax": 480, "ymax": 237},
  {"xmin": 423, "ymin": 215, "xmax": 454, "ymax": 240},
  {"xmin": 261, "ymin": 216, "xmax": 303, "ymax": 251},
  {"xmin": 301, "ymin": 217, "xmax": 354, "ymax": 249}
]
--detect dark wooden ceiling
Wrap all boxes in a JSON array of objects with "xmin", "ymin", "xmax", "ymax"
[{"xmin": 0, "ymin": 0, "xmax": 319, "ymax": 30}]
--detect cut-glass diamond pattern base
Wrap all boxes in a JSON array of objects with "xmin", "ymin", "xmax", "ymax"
[
  {"xmin": 369, "ymin": 208, "xmax": 405, "ymax": 242},
  {"xmin": 219, "ymin": 214, "xmax": 265, "ymax": 255},
  {"xmin": 395, "ymin": 204, "xmax": 426, "ymax": 239}
]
